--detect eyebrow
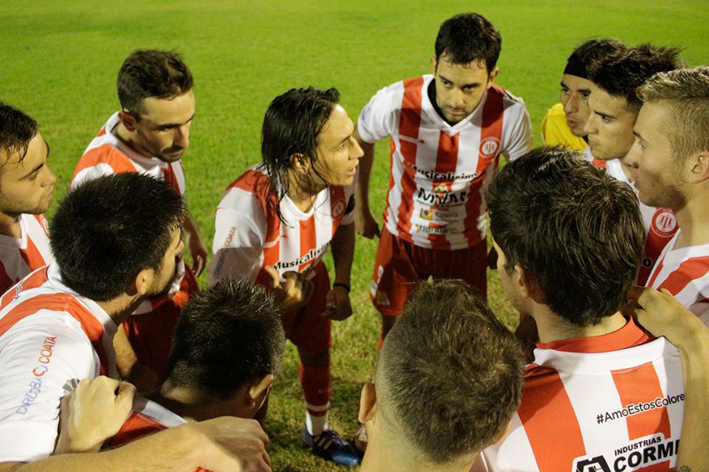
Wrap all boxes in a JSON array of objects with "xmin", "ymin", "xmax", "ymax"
[
  {"xmin": 439, "ymin": 74, "xmax": 482, "ymax": 88},
  {"xmin": 20, "ymin": 141, "xmax": 49, "ymax": 179},
  {"xmin": 593, "ymin": 110, "xmax": 615, "ymax": 119},
  {"xmin": 155, "ymin": 112, "xmax": 196, "ymax": 129}
]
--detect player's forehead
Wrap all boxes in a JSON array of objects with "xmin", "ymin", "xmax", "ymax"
[
  {"xmin": 317, "ymin": 105, "xmax": 354, "ymax": 149},
  {"xmin": 437, "ymin": 54, "xmax": 489, "ymax": 81},
  {"xmin": 636, "ymin": 102, "xmax": 670, "ymax": 139},
  {"xmin": 1, "ymin": 132, "xmax": 47, "ymax": 172},
  {"xmin": 139, "ymin": 90, "xmax": 195, "ymax": 126},
  {"xmin": 589, "ymin": 84, "xmax": 628, "ymax": 114},
  {"xmin": 561, "ymin": 74, "xmax": 592, "ymax": 92}
]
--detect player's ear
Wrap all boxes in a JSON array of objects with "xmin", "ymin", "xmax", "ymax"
[
  {"xmin": 487, "ymin": 67, "xmax": 500, "ymax": 87},
  {"xmin": 132, "ymin": 268, "xmax": 154, "ymax": 297},
  {"xmin": 430, "ymin": 56, "xmax": 438, "ymax": 73},
  {"xmin": 248, "ymin": 374, "xmax": 274, "ymax": 406},
  {"xmin": 290, "ymin": 153, "xmax": 310, "ymax": 174},
  {"xmin": 516, "ymin": 264, "xmax": 545, "ymax": 304},
  {"xmin": 358, "ymin": 382, "xmax": 377, "ymax": 424},
  {"xmin": 118, "ymin": 110, "xmax": 137, "ymax": 131},
  {"xmin": 687, "ymin": 149, "xmax": 709, "ymax": 184}
]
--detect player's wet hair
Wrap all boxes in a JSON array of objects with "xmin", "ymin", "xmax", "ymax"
[
  {"xmin": 0, "ymin": 102, "xmax": 38, "ymax": 165},
  {"xmin": 564, "ymin": 38, "xmax": 626, "ymax": 79},
  {"xmin": 434, "ymin": 13, "xmax": 501, "ymax": 72},
  {"xmin": 638, "ymin": 67, "xmax": 709, "ymax": 162},
  {"xmin": 588, "ymin": 44, "xmax": 682, "ymax": 114},
  {"xmin": 376, "ymin": 279, "xmax": 523, "ymax": 464},
  {"xmin": 260, "ymin": 86, "xmax": 340, "ymax": 223},
  {"xmin": 164, "ymin": 278, "xmax": 285, "ymax": 402},
  {"xmin": 50, "ymin": 173, "xmax": 185, "ymax": 301},
  {"xmin": 118, "ymin": 49, "xmax": 193, "ymax": 117},
  {"xmin": 487, "ymin": 146, "xmax": 644, "ymax": 326}
]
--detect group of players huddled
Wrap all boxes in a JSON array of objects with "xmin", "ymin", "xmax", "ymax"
[{"xmin": 0, "ymin": 11, "xmax": 707, "ymax": 472}]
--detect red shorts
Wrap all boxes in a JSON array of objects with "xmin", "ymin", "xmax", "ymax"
[
  {"xmin": 370, "ymin": 228, "xmax": 488, "ymax": 316},
  {"xmin": 123, "ymin": 267, "xmax": 199, "ymax": 378},
  {"xmin": 281, "ymin": 262, "xmax": 331, "ymax": 354}
]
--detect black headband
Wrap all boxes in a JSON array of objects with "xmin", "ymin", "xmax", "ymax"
[{"xmin": 564, "ymin": 54, "xmax": 588, "ymax": 79}]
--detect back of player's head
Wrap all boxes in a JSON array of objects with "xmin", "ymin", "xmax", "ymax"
[
  {"xmin": 50, "ymin": 173, "xmax": 185, "ymax": 301},
  {"xmin": 638, "ymin": 66, "xmax": 709, "ymax": 161},
  {"xmin": 118, "ymin": 49, "xmax": 193, "ymax": 116},
  {"xmin": 588, "ymin": 44, "xmax": 682, "ymax": 114},
  {"xmin": 260, "ymin": 86, "xmax": 340, "ymax": 218},
  {"xmin": 164, "ymin": 278, "xmax": 285, "ymax": 402},
  {"xmin": 564, "ymin": 38, "xmax": 625, "ymax": 79},
  {"xmin": 434, "ymin": 13, "xmax": 501, "ymax": 72},
  {"xmin": 375, "ymin": 279, "xmax": 523, "ymax": 464},
  {"xmin": 0, "ymin": 102, "xmax": 38, "ymax": 163},
  {"xmin": 487, "ymin": 146, "xmax": 644, "ymax": 326}
]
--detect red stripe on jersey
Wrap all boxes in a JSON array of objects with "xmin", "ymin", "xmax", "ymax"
[
  {"xmin": 105, "ymin": 411, "xmax": 167, "ymax": 449},
  {"xmin": 329, "ymin": 186, "xmax": 345, "ymax": 237},
  {"xmin": 656, "ymin": 257, "xmax": 709, "ymax": 295},
  {"xmin": 0, "ymin": 266, "xmax": 50, "ymax": 309},
  {"xmin": 611, "ymin": 363, "xmax": 672, "ymax": 442},
  {"xmin": 161, "ymin": 163, "xmax": 181, "ymax": 193},
  {"xmin": 462, "ymin": 86, "xmax": 505, "ymax": 246},
  {"xmin": 592, "ymin": 157, "xmax": 607, "ymax": 169},
  {"xmin": 426, "ymin": 132, "xmax": 459, "ymax": 248},
  {"xmin": 230, "ymin": 169, "xmax": 281, "ymax": 254},
  {"xmin": 518, "ymin": 367, "xmax": 587, "ymax": 471},
  {"xmin": 0, "ymin": 293, "xmax": 110, "ymax": 375},
  {"xmin": 394, "ymin": 77, "xmax": 424, "ymax": 235},
  {"xmin": 97, "ymin": 126, "xmax": 107, "ymax": 137},
  {"xmin": 299, "ymin": 216, "xmax": 317, "ymax": 272},
  {"xmin": 72, "ymin": 145, "xmax": 137, "ymax": 180}
]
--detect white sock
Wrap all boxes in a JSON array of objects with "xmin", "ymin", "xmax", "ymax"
[{"xmin": 306, "ymin": 404, "xmax": 329, "ymax": 436}]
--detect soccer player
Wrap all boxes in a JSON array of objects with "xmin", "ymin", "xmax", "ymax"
[
  {"xmin": 540, "ymin": 38, "xmax": 625, "ymax": 157},
  {"xmin": 629, "ymin": 67, "xmax": 709, "ymax": 324},
  {"xmin": 0, "ymin": 103, "xmax": 55, "ymax": 294},
  {"xmin": 480, "ymin": 148, "xmax": 685, "ymax": 470},
  {"xmin": 354, "ymin": 12, "xmax": 532, "ymax": 341},
  {"xmin": 0, "ymin": 174, "xmax": 270, "ymax": 472},
  {"xmin": 585, "ymin": 45, "xmax": 682, "ymax": 285},
  {"xmin": 208, "ymin": 87, "xmax": 362, "ymax": 466},
  {"xmin": 359, "ymin": 280, "xmax": 523, "ymax": 472},
  {"xmin": 71, "ymin": 49, "xmax": 205, "ymax": 383}
]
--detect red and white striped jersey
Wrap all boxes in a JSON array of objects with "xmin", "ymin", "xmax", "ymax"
[
  {"xmin": 0, "ymin": 265, "xmax": 118, "ymax": 462},
  {"xmin": 482, "ymin": 318, "xmax": 684, "ymax": 472},
  {"xmin": 71, "ymin": 112, "xmax": 186, "ymax": 196},
  {"xmin": 104, "ymin": 396, "xmax": 185, "ymax": 449},
  {"xmin": 357, "ymin": 76, "xmax": 532, "ymax": 250},
  {"xmin": 647, "ymin": 231, "xmax": 709, "ymax": 325},
  {"xmin": 208, "ymin": 165, "xmax": 354, "ymax": 285},
  {"xmin": 581, "ymin": 145, "xmax": 607, "ymax": 170},
  {"xmin": 0, "ymin": 214, "xmax": 54, "ymax": 295},
  {"xmin": 604, "ymin": 158, "xmax": 678, "ymax": 286}
]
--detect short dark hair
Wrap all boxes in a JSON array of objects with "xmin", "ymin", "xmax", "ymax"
[
  {"xmin": 50, "ymin": 173, "xmax": 185, "ymax": 301},
  {"xmin": 260, "ymin": 86, "xmax": 340, "ymax": 222},
  {"xmin": 164, "ymin": 278, "xmax": 285, "ymax": 401},
  {"xmin": 434, "ymin": 13, "xmax": 501, "ymax": 71},
  {"xmin": 588, "ymin": 44, "xmax": 682, "ymax": 114},
  {"xmin": 376, "ymin": 280, "xmax": 523, "ymax": 463},
  {"xmin": 0, "ymin": 102, "xmax": 38, "ymax": 163},
  {"xmin": 117, "ymin": 49, "xmax": 193, "ymax": 116},
  {"xmin": 564, "ymin": 38, "xmax": 626, "ymax": 79},
  {"xmin": 487, "ymin": 146, "xmax": 644, "ymax": 326}
]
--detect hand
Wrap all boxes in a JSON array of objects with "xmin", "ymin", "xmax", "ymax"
[
  {"xmin": 324, "ymin": 285, "xmax": 353, "ymax": 321},
  {"xmin": 188, "ymin": 417, "xmax": 271, "ymax": 472},
  {"xmin": 56, "ymin": 377, "xmax": 136, "ymax": 454},
  {"xmin": 627, "ymin": 286, "xmax": 707, "ymax": 351},
  {"xmin": 354, "ymin": 208, "xmax": 380, "ymax": 239},
  {"xmin": 186, "ymin": 227, "xmax": 208, "ymax": 277},
  {"xmin": 264, "ymin": 266, "xmax": 314, "ymax": 313}
]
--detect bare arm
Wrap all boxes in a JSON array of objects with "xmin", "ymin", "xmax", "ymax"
[
  {"xmin": 183, "ymin": 209, "xmax": 208, "ymax": 277},
  {"xmin": 0, "ymin": 416, "xmax": 271, "ymax": 472},
  {"xmin": 112, "ymin": 325, "xmax": 158, "ymax": 393},
  {"xmin": 629, "ymin": 286, "xmax": 709, "ymax": 471},
  {"xmin": 353, "ymin": 130, "xmax": 380, "ymax": 239},
  {"xmin": 326, "ymin": 223, "xmax": 355, "ymax": 321}
]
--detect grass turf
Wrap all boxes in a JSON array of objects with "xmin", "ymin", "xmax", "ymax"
[{"xmin": 1, "ymin": 1, "xmax": 707, "ymax": 469}]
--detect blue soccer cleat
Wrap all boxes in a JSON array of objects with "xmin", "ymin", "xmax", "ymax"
[{"xmin": 303, "ymin": 427, "xmax": 361, "ymax": 467}]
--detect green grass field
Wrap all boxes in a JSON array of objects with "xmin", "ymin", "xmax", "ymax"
[{"xmin": 2, "ymin": 1, "xmax": 708, "ymax": 469}]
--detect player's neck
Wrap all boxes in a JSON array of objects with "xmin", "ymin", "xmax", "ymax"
[
  {"xmin": 0, "ymin": 211, "xmax": 22, "ymax": 239},
  {"xmin": 535, "ymin": 308, "xmax": 627, "ymax": 344},
  {"xmin": 95, "ymin": 293, "xmax": 150, "ymax": 326},
  {"xmin": 286, "ymin": 170, "xmax": 323, "ymax": 213},
  {"xmin": 114, "ymin": 121, "xmax": 151, "ymax": 159},
  {"xmin": 673, "ymin": 194, "xmax": 709, "ymax": 249}
]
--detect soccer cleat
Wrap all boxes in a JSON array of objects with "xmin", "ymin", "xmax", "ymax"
[{"xmin": 303, "ymin": 427, "xmax": 361, "ymax": 467}]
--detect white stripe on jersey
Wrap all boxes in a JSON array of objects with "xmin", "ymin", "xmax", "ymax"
[{"xmin": 0, "ymin": 214, "xmax": 53, "ymax": 291}]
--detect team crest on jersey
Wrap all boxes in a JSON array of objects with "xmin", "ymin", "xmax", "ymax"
[
  {"xmin": 332, "ymin": 199, "xmax": 346, "ymax": 218},
  {"xmin": 41, "ymin": 218, "xmax": 50, "ymax": 235},
  {"xmin": 651, "ymin": 209, "xmax": 677, "ymax": 238},
  {"xmin": 433, "ymin": 183, "xmax": 449, "ymax": 195},
  {"xmin": 479, "ymin": 136, "xmax": 500, "ymax": 159},
  {"xmin": 420, "ymin": 209, "xmax": 434, "ymax": 221}
]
